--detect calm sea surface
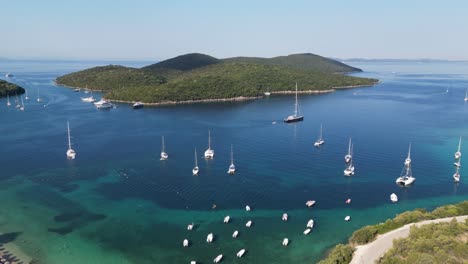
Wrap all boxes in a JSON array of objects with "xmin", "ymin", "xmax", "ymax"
[{"xmin": 0, "ymin": 60, "xmax": 467, "ymax": 263}]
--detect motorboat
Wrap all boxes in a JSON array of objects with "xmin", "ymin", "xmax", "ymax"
[
  {"xmin": 94, "ymin": 99, "xmax": 113, "ymax": 109},
  {"xmin": 187, "ymin": 223, "xmax": 194, "ymax": 231},
  {"xmin": 282, "ymin": 238, "xmax": 289, "ymax": 246},
  {"xmin": 345, "ymin": 198, "xmax": 351, "ymax": 204},
  {"xmin": 390, "ymin": 193, "xmax": 398, "ymax": 203},
  {"xmin": 183, "ymin": 239, "xmax": 189, "ymax": 247},
  {"xmin": 303, "ymin": 228, "xmax": 311, "ymax": 235},
  {"xmin": 223, "ymin": 216, "xmax": 230, "ymax": 223},
  {"xmin": 213, "ymin": 254, "xmax": 223, "ymax": 263},
  {"xmin": 245, "ymin": 205, "xmax": 251, "ymax": 211},
  {"xmin": 245, "ymin": 220, "xmax": 252, "ymax": 227},
  {"xmin": 204, "ymin": 130, "xmax": 214, "ymax": 159},
  {"xmin": 73, "ymin": 88, "xmax": 80, "ymax": 92},
  {"xmin": 232, "ymin": 230, "xmax": 239, "ymax": 238},
  {"xmin": 344, "ymin": 216, "xmax": 351, "ymax": 221},
  {"xmin": 306, "ymin": 219, "xmax": 314, "ymax": 228},
  {"xmin": 236, "ymin": 249, "xmax": 246, "ymax": 258},
  {"xmin": 306, "ymin": 200, "xmax": 316, "ymax": 207},
  {"xmin": 206, "ymin": 233, "xmax": 214, "ymax": 243},
  {"xmin": 81, "ymin": 96, "xmax": 96, "ymax": 103},
  {"xmin": 133, "ymin": 102, "xmax": 144, "ymax": 109},
  {"xmin": 282, "ymin": 213, "xmax": 288, "ymax": 221}
]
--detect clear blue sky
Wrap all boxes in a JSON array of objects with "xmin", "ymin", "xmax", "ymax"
[{"xmin": 2, "ymin": 0, "xmax": 468, "ymax": 60}]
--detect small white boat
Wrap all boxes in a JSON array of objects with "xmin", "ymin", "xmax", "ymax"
[
  {"xmin": 204, "ymin": 130, "xmax": 215, "ymax": 159},
  {"xmin": 5, "ymin": 73, "xmax": 13, "ymax": 78},
  {"xmin": 454, "ymin": 137, "xmax": 462, "ymax": 159},
  {"xmin": 306, "ymin": 219, "xmax": 314, "ymax": 228},
  {"xmin": 282, "ymin": 238, "xmax": 289, "ymax": 246},
  {"xmin": 193, "ymin": 148, "xmax": 199, "ymax": 175},
  {"xmin": 73, "ymin": 88, "xmax": 80, "ymax": 92},
  {"xmin": 24, "ymin": 90, "xmax": 30, "ymax": 100},
  {"xmin": 245, "ymin": 220, "xmax": 252, "ymax": 227},
  {"xmin": 264, "ymin": 88, "xmax": 271, "ymax": 96},
  {"xmin": 344, "ymin": 138, "xmax": 352, "ymax": 163},
  {"xmin": 390, "ymin": 193, "xmax": 398, "ymax": 203},
  {"xmin": 314, "ymin": 124, "xmax": 325, "ymax": 147},
  {"xmin": 206, "ymin": 233, "xmax": 214, "ymax": 243},
  {"xmin": 191, "ymin": 261, "xmax": 196, "ymax": 264},
  {"xmin": 345, "ymin": 198, "xmax": 351, "ymax": 204},
  {"xmin": 303, "ymin": 228, "xmax": 311, "ymax": 235},
  {"xmin": 81, "ymin": 94, "xmax": 96, "ymax": 102},
  {"xmin": 213, "ymin": 254, "xmax": 223, "ymax": 263},
  {"xmin": 232, "ymin": 230, "xmax": 239, "ymax": 238},
  {"xmin": 187, "ymin": 223, "xmax": 194, "ymax": 231},
  {"xmin": 245, "ymin": 205, "xmax": 251, "ymax": 211},
  {"xmin": 344, "ymin": 216, "xmax": 351, "ymax": 221},
  {"xmin": 344, "ymin": 163, "xmax": 355, "ymax": 176},
  {"xmin": 282, "ymin": 213, "xmax": 288, "ymax": 221},
  {"xmin": 160, "ymin": 136, "xmax": 168, "ymax": 160},
  {"xmin": 306, "ymin": 200, "xmax": 316, "ymax": 207},
  {"xmin": 396, "ymin": 143, "xmax": 416, "ymax": 186},
  {"xmin": 183, "ymin": 239, "xmax": 189, "ymax": 247},
  {"xmin": 227, "ymin": 144, "xmax": 235, "ymax": 174},
  {"xmin": 66, "ymin": 121, "xmax": 76, "ymax": 159},
  {"xmin": 94, "ymin": 99, "xmax": 113, "ymax": 109},
  {"xmin": 223, "ymin": 216, "xmax": 230, "ymax": 223},
  {"xmin": 236, "ymin": 249, "xmax": 246, "ymax": 258},
  {"xmin": 454, "ymin": 165, "xmax": 461, "ymax": 183},
  {"xmin": 133, "ymin": 101, "xmax": 144, "ymax": 109}
]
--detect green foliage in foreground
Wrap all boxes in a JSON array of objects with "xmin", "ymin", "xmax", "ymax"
[
  {"xmin": 317, "ymin": 244, "xmax": 354, "ymax": 264},
  {"xmin": 319, "ymin": 201, "xmax": 468, "ymax": 264},
  {"xmin": 0, "ymin": 80, "xmax": 25, "ymax": 97},
  {"xmin": 57, "ymin": 62, "xmax": 377, "ymax": 103},
  {"xmin": 379, "ymin": 219, "xmax": 468, "ymax": 264}
]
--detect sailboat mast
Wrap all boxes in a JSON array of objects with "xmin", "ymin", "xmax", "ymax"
[
  {"xmin": 208, "ymin": 130, "xmax": 211, "ymax": 149},
  {"xmin": 348, "ymin": 138, "xmax": 352, "ymax": 155},
  {"xmin": 194, "ymin": 148, "xmax": 198, "ymax": 166},
  {"xmin": 67, "ymin": 121, "xmax": 72, "ymax": 150},
  {"xmin": 408, "ymin": 143, "xmax": 411, "ymax": 159},
  {"xmin": 320, "ymin": 124, "xmax": 323, "ymax": 140},
  {"xmin": 294, "ymin": 83, "xmax": 298, "ymax": 116},
  {"xmin": 230, "ymin": 144, "xmax": 234, "ymax": 164},
  {"xmin": 458, "ymin": 137, "xmax": 462, "ymax": 152},
  {"xmin": 162, "ymin": 136, "xmax": 165, "ymax": 152}
]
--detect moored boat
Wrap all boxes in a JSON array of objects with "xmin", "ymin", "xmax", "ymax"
[
  {"xmin": 236, "ymin": 249, "xmax": 246, "ymax": 258},
  {"xmin": 283, "ymin": 83, "xmax": 304, "ymax": 123},
  {"xmin": 282, "ymin": 238, "xmax": 289, "ymax": 246},
  {"xmin": 133, "ymin": 102, "xmax": 144, "ymax": 109},
  {"xmin": 396, "ymin": 143, "xmax": 416, "ymax": 186},
  {"xmin": 204, "ymin": 130, "xmax": 214, "ymax": 159},
  {"xmin": 213, "ymin": 254, "xmax": 223, "ymax": 263},
  {"xmin": 390, "ymin": 193, "xmax": 398, "ymax": 203},
  {"xmin": 232, "ymin": 230, "xmax": 239, "ymax": 238}
]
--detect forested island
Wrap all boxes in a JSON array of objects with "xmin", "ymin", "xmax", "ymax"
[
  {"xmin": 0, "ymin": 79, "xmax": 25, "ymax": 97},
  {"xmin": 56, "ymin": 53, "xmax": 378, "ymax": 104}
]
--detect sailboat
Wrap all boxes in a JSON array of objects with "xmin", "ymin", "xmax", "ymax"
[
  {"xmin": 454, "ymin": 136, "xmax": 462, "ymax": 161},
  {"xmin": 25, "ymin": 90, "xmax": 30, "ymax": 100},
  {"xmin": 465, "ymin": 89, "xmax": 468, "ymax": 102},
  {"xmin": 37, "ymin": 87, "xmax": 42, "ymax": 102},
  {"xmin": 192, "ymin": 148, "xmax": 199, "ymax": 175},
  {"xmin": 453, "ymin": 162, "xmax": 461, "ymax": 183},
  {"xmin": 6, "ymin": 94, "xmax": 11, "ymax": 106},
  {"xmin": 314, "ymin": 124, "xmax": 325, "ymax": 147},
  {"xmin": 344, "ymin": 138, "xmax": 352, "ymax": 163},
  {"xmin": 15, "ymin": 93, "xmax": 20, "ymax": 108},
  {"xmin": 227, "ymin": 144, "xmax": 236, "ymax": 174},
  {"xmin": 283, "ymin": 83, "xmax": 304, "ymax": 123},
  {"xmin": 160, "ymin": 136, "xmax": 168, "ymax": 160},
  {"xmin": 344, "ymin": 144, "xmax": 355, "ymax": 176},
  {"xmin": 19, "ymin": 96, "xmax": 24, "ymax": 111},
  {"xmin": 204, "ymin": 130, "xmax": 214, "ymax": 159},
  {"xmin": 396, "ymin": 143, "xmax": 415, "ymax": 186},
  {"xmin": 66, "ymin": 121, "xmax": 76, "ymax": 159}
]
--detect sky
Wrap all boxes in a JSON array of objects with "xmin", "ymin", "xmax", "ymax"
[{"xmin": 2, "ymin": 0, "xmax": 468, "ymax": 60}]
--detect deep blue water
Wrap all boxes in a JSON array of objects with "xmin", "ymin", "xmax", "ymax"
[{"xmin": 0, "ymin": 60, "xmax": 467, "ymax": 263}]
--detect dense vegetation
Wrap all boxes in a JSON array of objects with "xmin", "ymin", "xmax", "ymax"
[
  {"xmin": 0, "ymin": 79, "xmax": 25, "ymax": 97},
  {"xmin": 379, "ymin": 219, "xmax": 468, "ymax": 264},
  {"xmin": 56, "ymin": 53, "xmax": 377, "ymax": 104},
  {"xmin": 318, "ymin": 201, "xmax": 468, "ymax": 264}
]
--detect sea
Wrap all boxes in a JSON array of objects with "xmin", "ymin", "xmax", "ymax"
[{"xmin": 0, "ymin": 59, "xmax": 467, "ymax": 263}]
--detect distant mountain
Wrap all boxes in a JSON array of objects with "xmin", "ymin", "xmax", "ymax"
[
  {"xmin": 0, "ymin": 80, "xmax": 25, "ymax": 97},
  {"xmin": 56, "ymin": 53, "xmax": 377, "ymax": 104}
]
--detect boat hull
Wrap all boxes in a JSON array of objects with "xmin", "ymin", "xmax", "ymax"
[{"xmin": 283, "ymin": 116, "xmax": 304, "ymax": 123}]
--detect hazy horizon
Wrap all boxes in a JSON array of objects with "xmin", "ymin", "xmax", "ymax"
[{"xmin": 3, "ymin": 0, "xmax": 468, "ymax": 61}]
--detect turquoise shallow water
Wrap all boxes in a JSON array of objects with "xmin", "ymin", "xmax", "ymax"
[{"xmin": 0, "ymin": 60, "xmax": 467, "ymax": 263}]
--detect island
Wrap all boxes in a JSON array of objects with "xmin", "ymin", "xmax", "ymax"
[
  {"xmin": 56, "ymin": 53, "xmax": 378, "ymax": 105},
  {"xmin": 0, "ymin": 79, "xmax": 25, "ymax": 97}
]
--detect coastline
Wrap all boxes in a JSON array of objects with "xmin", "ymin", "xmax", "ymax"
[
  {"xmin": 55, "ymin": 80, "xmax": 376, "ymax": 106},
  {"xmin": 0, "ymin": 241, "xmax": 33, "ymax": 264}
]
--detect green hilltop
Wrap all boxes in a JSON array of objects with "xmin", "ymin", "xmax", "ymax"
[
  {"xmin": 56, "ymin": 53, "xmax": 378, "ymax": 104},
  {"xmin": 0, "ymin": 79, "xmax": 26, "ymax": 97}
]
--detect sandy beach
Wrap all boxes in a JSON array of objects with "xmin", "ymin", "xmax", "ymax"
[{"xmin": 350, "ymin": 215, "xmax": 468, "ymax": 264}]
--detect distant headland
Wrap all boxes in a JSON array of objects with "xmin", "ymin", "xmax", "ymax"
[
  {"xmin": 0, "ymin": 79, "xmax": 25, "ymax": 97},
  {"xmin": 55, "ymin": 53, "xmax": 378, "ymax": 105}
]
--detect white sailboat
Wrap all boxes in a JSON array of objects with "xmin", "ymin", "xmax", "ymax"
[
  {"xmin": 314, "ymin": 124, "xmax": 325, "ymax": 147},
  {"xmin": 344, "ymin": 144, "xmax": 355, "ymax": 176},
  {"xmin": 6, "ymin": 94, "xmax": 11, "ymax": 106},
  {"xmin": 19, "ymin": 96, "xmax": 24, "ymax": 111},
  {"xmin": 344, "ymin": 138, "xmax": 352, "ymax": 163},
  {"xmin": 283, "ymin": 83, "xmax": 304, "ymax": 123},
  {"xmin": 204, "ymin": 130, "xmax": 214, "ymax": 159},
  {"xmin": 396, "ymin": 143, "xmax": 415, "ymax": 186},
  {"xmin": 454, "ymin": 136, "xmax": 462, "ymax": 160},
  {"xmin": 66, "ymin": 121, "xmax": 76, "ymax": 159},
  {"xmin": 160, "ymin": 136, "xmax": 168, "ymax": 160},
  {"xmin": 453, "ymin": 164, "xmax": 461, "ymax": 183},
  {"xmin": 37, "ymin": 87, "xmax": 42, "ymax": 102},
  {"xmin": 192, "ymin": 148, "xmax": 199, "ymax": 175},
  {"xmin": 15, "ymin": 94, "xmax": 20, "ymax": 108},
  {"xmin": 227, "ymin": 144, "xmax": 236, "ymax": 174},
  {"xmin": 81, "ymin": 90, "xmax": 95, "ymax": 102},
  {"xmin": 25, "ymin": 90, "xmax": 30, "ymax": 100},
  {"xmin": 464, "ymin": 89, "xmax": 468, "ymax": 102}
]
